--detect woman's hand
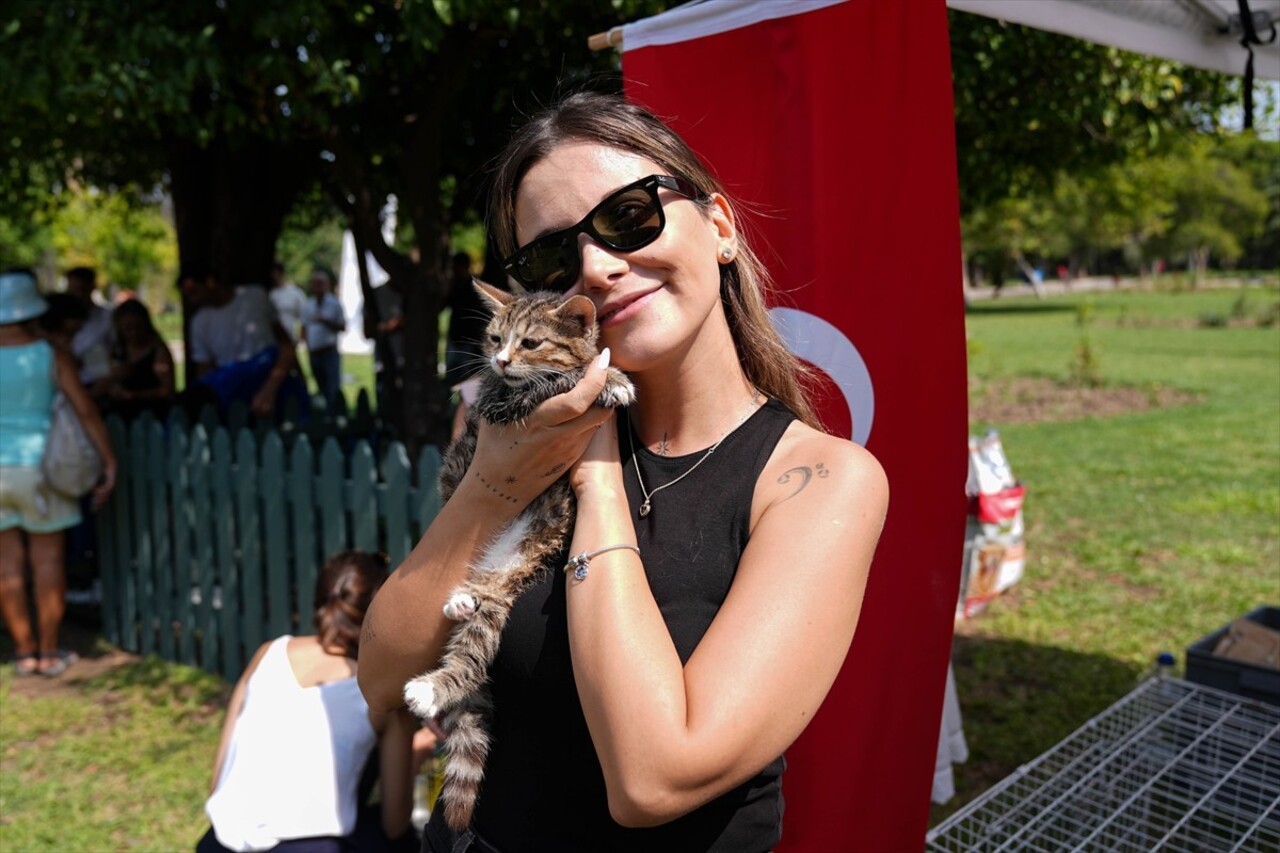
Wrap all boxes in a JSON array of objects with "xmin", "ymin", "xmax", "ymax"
[
  {"xmin": 357, "ymin": 349, "xmax": 620, "ymax": 713},
  {"xmin": 467, "ymin": 350, "xmax": 615, "ymax": 507},
  {"xmin": 91, "ymin": 459, "xmax": 117, "ymax": 511},
  {"xmin": 569, "ymin": 407, "xmax": 623, "ymax": 500}
]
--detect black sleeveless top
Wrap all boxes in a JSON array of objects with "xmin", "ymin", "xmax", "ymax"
[{"xmin": 452, "ymin": 399, "xmax": 797, "ymax": 852}]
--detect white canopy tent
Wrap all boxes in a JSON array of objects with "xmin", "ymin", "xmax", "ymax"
[
  {"xmin": 948, "ymin": 0, "xmax": 1279, "ymax": 80},
  {"xmin": 597, "ymin": 1, "xmax": 1280, "ymax": 82}
]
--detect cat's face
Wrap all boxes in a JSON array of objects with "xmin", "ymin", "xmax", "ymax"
[{"xmin": 476, "ymin": 283, "xmax": 599, "ymax": 386}]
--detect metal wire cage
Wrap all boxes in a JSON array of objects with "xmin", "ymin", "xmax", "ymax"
[{"xmin": 926, "ymin": 677, "xmax": 1280, "ymax": 852}]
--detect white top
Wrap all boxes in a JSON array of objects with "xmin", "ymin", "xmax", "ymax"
[
  {"xmin": 302, "ymin": 293, "xmax": 346, "ymax": 351},
  {"xmin": 72, "ymin": 301, "xmax": 114, "ymax": 383},
  {"xmin": 205, "ymin": 637, "xmax": 378, "ymax": 851},
  {"xmin": 270, "ymin": 282, "xmax": 309, "ymax": 343},
  {"xmin": 189, "ymin": 286, "xmax": 278, "ymax": 367}
]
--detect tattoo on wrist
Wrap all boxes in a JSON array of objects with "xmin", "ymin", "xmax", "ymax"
[
  {"xmin": 777, "ymin": 462, "xmax": 829, "ymax": 501},
  {"xmin": 476, "ymin": 472, "xmax": 520, "ymax": 504}
]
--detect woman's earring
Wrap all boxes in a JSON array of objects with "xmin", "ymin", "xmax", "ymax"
[{"xmin": 720, "ymin": 247, "xmax": 734, "ymax": 261}]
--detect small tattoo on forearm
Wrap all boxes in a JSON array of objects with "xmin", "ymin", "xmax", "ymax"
[
  {"xmin": 505, "ymin": 475, "xmax": 517, "ymax": 485},
  {"xmin": 476, "ymin": 472, "xmax": 519, "ymax": 503},
  {"xmin": 778, "ymin": 462, "xmax": 829, "ymax": 500},
  {"xmin": 542, "ymin": 463, "xmax": 566, "ymax": 477}
]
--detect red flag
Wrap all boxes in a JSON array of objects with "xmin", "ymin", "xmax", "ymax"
[{"xmin": 623, "ymin": 1, "xmax": 967, "ymax": 848}]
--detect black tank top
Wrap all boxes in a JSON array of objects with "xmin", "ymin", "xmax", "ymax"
[{"xmin": 460, "ymin": 399, "xmax": 797, "ymax": 852}]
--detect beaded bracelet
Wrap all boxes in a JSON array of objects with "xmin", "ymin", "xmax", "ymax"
[{"xmin": 564, "ymin": 544, "xmax": 641, "ymax": 581}]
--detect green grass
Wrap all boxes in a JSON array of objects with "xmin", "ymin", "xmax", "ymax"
[
  {"xmin": 937, "ymin": 284, "xmax": 1280, "ymax": 823},
  {"xmin": 2, "ymin": 285, "xmax": 1277, "ymax": 847},
  {"xmin": 0, "ymin": 649, "xmax": 227, "ymax": 851}
]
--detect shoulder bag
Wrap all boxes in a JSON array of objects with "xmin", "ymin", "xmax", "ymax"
[{"xmin": 42, "ymin": 393, "xmax": 103, "ymax": 497}]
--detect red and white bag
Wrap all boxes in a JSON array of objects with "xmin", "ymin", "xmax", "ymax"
[{"xmin": 958, "ymin": 431, "xmax": 1026, "ymax": 618}]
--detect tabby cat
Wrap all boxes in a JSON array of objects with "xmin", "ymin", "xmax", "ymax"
[{"xmin": 403, "ymin": 280, "xmax": 635, "ymax": 829}]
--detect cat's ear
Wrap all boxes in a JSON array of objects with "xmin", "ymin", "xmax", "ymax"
[
  {"xmin": 473, "ymin": 279, "xmax": 512, "ymax": 313},
  {"xmin": 557, "ymin": 295, "xmax": 597, "ymax": 333}
]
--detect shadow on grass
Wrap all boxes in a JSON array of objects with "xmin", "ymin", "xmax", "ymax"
[{"xmin": 930, "ymin": 633, "xmax": 1144, "ymax": 827}]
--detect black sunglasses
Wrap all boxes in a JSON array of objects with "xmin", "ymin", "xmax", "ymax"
[{"xmin": 502, "ymin": 174, "xmax": 704, "ymax": 291}]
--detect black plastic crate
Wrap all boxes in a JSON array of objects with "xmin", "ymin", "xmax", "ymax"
[{"xmin": 1185, "ymin": 606, "xmax": 1280, "ymax": 705}]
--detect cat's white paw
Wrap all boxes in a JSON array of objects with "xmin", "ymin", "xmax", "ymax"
[
  {"xmin": 404, "ymin": 679, "xmax": 440, "ymax": 719},
  {"xmin": 443, "ymin": 592, "xmax": 477, "ymax": 621},
  {"xmin": 599, "ymin": 377, "xmax": 636, "ymax": 408}
]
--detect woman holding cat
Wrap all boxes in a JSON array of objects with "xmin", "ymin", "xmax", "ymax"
[{"xmin": 360, "ymin": 92, "xmax": 888, "ymax": 852}]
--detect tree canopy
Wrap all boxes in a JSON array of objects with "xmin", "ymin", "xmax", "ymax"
[
  {"xmin": 948, "ymin": 10, "xmax": 1240, "ymax": 214},
  {"xmin": 1, "ymin": 0, "xmax": 666, "ymax": 449}
]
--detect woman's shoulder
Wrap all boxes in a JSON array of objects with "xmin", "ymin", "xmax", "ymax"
[{"xmin": 751, "ymin": 420, "xmax": 888, "ymax": 525}]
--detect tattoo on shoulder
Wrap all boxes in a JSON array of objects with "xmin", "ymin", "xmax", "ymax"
[{"xmin": 777, "ymin": 462, "xmax": 830, "ymax": 501}]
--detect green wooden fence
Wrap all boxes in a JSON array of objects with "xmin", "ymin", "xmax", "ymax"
[{"xmin": 96, "ymin": 409, "xmax": 443, "ymax": 680}]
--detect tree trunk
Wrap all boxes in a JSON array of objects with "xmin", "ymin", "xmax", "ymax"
[
  {"xmin": 171, "ymin": 137, "xmax": 310, "ymax": 285},
  {"xmin": 397, "ymin": 265, "xmax": 451, "ymax": 458},
  {"xmin": 170, "ymin": 136, "xmax": 310, "ymax": 383}
]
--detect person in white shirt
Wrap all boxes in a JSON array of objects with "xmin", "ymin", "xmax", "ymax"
[
  {"xmin": 65, "ymin": 267, "xmax": 114, "ymax": 385},
  {"xmin": 180, "ymin": 271, "xmax": 300, "ymax": 419},
  {"xmin": 201, "ymin": 550, "xmax": 419, "ymax": 853},
  {"xmin": 269, "ymin": 260, "xmax": 308, "ymax": 344},
  {"xmin": 301, "ymin": 269, "xmax": 346, "ymax": 416}
]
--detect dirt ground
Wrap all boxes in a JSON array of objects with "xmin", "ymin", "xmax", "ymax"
[
  {"xmin": 969, "ymin": 376, "xmax": 1200, "ymax": 425},
  {"xmin": 2, "ymin": 616, "xmax": 142, "ymax": 700}
]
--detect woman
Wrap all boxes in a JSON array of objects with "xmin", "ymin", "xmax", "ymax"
[
  {"xmin": 359, "ymin": 92, "xmax": 888, "ymax": 851},
  {"xmin": 0, "ymin": 268, "xmax": 117, "ymax": 677},
  {"xmin": 201, "ymin": 550, "xmax": 418, "ymax": 853},
  {"xmin": 97, "ymin": 298, "xmax": 176, "ymax": 420}
]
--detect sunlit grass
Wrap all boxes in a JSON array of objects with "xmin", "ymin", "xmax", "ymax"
[{"xmin": 937, "ymin": 284, "xmax": 1280, "ymax": 822}]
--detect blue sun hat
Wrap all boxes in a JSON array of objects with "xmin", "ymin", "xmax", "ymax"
[{"xmin": 0, "ymin": 269, "xmax": 49, "ymax": 325}]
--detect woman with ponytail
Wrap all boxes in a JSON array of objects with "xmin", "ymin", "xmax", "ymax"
[{"xmin": 200, "ymin": 550, "xmax": 420, "ymax": 853}]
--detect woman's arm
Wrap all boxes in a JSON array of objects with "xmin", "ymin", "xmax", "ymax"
[
  {"xmin": 357, "ymin": 353, "xmax": 616, "ymax": 712},
  {"xmin": 209, "ymin": 641, "xmax": 272, "ymax": 794},
  {"xmin": 371, "ymin": 707, "xmax": 418, "ymax": 840},
  {"xmin": 250, "ymin": 321, "xmax": 299, "ymax": 417},
  {"xmin": 566, "ymin": 420, "xmax": 888, "ymax": 827},
  {"xmin": 53, "ymin": 348, "xmax": 117, "ymax": 510}
]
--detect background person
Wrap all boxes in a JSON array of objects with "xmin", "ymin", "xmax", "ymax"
[
  {"xmin": 64, "ymin": 266, "xmax": 114, "ymax": 386},
  {"xmin": 201, "ymin": 550, "xmax": 418, "ymax": 853},
  {"xmin": 360, "ymin": 92, "xmax": 888, "ymax": 851},
  {"xmin": 36, "ymin": 292, "xmax": 89, "ymax": 354},
  {"xmin": 270, "ymin": 260, "xmax": 309, "ymax": 344},
  {"xmin": 97, "ymin": 299, "xmax": 177, "ymax": 421},
  {"xmin": 180, "ymin": 270, "xmax": 303, "ymax": 420},
  {"xmin": 0, "ymin": 268, "xmax": 117, "ymax": 677},
  {"xmin": 301, "ymin": 268, "xmax": 346, "ymax": 416}
]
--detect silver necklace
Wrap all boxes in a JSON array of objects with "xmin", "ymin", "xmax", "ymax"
[{"xmin": 626, "ymin": 396, "xmax": 761, "ymax": 519}]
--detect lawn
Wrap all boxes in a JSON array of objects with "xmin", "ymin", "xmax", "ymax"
[
  {"xmin": 1, "ymin": 283, "xmax": 1277, "ymax": 849},
  {"xmin": 936, "ymin": 281, "xmax": 1280, "ymax": 822}
]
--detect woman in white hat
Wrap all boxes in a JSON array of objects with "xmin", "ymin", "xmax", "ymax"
[{"xmin": 0, "ymin": 268, "xmax": 117, "ymax": 676}]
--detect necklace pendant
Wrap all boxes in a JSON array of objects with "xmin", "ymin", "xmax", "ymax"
[{"xmin": 639, "ymin": 500, "xmax": 651, "ymax": 518}]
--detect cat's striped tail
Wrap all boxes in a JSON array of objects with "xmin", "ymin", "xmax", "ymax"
[{"xmin": 441, "ymin": 691, "xmax": 492, "ymax": 830}]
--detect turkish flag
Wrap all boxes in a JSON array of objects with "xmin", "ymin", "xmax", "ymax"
[{"xmin": 623, "ymin": 1, "xmax": 968, "ymax": 849}]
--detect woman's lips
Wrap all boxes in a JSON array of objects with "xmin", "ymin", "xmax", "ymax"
[{"xmin": 599, "ymin": 288, "xmax": 659, "ymax": 328}]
